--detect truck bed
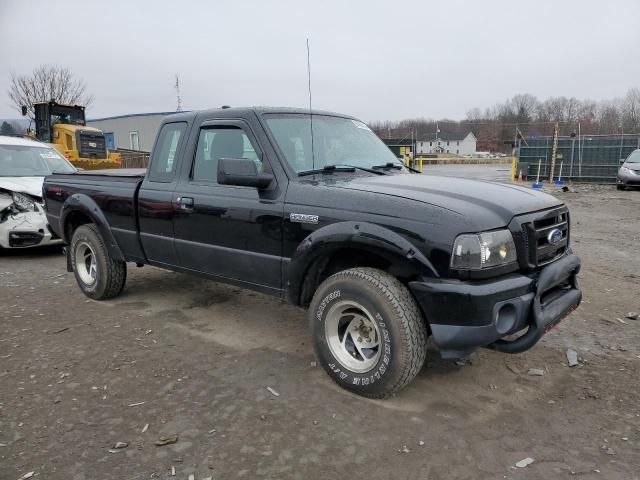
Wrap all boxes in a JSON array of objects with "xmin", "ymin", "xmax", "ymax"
[{"xmin": 43, "ymin": 169, "xmax": 146, "ymax": 260}]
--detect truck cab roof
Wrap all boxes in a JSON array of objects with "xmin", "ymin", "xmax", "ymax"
[{"xmin": 162, "ymin": 106, "xmax": 357, "ymax": 124}]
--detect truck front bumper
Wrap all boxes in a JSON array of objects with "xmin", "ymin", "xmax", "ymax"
[{"xmin": 409, "ymin": 254, "xmax": 581, "ymax": 358}]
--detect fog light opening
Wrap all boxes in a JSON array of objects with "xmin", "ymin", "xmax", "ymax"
[{"xmin": 496, "ymin": 303, "xmax": 517, "ymax": 335}]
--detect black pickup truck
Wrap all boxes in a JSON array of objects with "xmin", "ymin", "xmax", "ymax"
[{"xmin": 43, "ymin": 107, "xmax": 582, "ymax": 398}]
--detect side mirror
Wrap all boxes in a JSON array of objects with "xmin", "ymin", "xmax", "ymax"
[
  {"xmin": 21, "ymin": 106, "xmax": 28, "ymax": 116},
  {"xmin": 217, "ymin": 157, "xmax": 273, "ymax": 189},
  {"xmin": 620, "ymin": 159, "xmax": 626, "ymax": 164}
]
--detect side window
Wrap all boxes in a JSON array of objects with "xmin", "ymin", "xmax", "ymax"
[
  {"xmin": 192, "ymin": 127, "xmax": 261, "ymax": 183},
  {"xmin": 148, "ymin": 122, "xmax": 186, "ymax": 183}
]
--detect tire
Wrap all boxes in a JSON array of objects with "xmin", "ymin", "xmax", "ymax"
[
  {"xmin": 309, "ymin": 267, "xmax": 427, "ymax": 398},
  {"xmin": 70, "ymin": 224, "xmax": 127, "ymax": 300},
  {"xmin": 616, "ymin": 184, "xmax": 625, "ymax": 190}
]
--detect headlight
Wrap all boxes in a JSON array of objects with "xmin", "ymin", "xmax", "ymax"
[
  {"xmin": 12, "ymin": 192, "xmax": 36, "ymax": 211},
  {"xmin": 619, "ymin": 166, "xmax": 632, "ymax": 175},
  {"xmin": 451, "ymin": 229, "xmax": 517, "ymax": 270}
]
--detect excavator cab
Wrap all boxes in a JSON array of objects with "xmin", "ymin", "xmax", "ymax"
[{"xmin": 33, "ymin": 101, "xmax": 86, "ymax": 143}]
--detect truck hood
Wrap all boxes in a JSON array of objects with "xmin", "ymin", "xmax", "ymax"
[
  {"xmin": 327, "ymin": 173, "xmax": 563, "ymax": 229},
  {"xmin": 0, "ymin": 177, "xmax": 44, "ymax": 199}
]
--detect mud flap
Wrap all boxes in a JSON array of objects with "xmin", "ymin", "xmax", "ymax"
[{"xmin": 66, "ymin": 246, "xmax": 73, "ymax": 272}]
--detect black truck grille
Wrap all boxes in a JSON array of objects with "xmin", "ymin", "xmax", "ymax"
[
  {"xmin": 532, "ymin": 210, "xmax": 569, "ymax": 265},
  {"xmin": 512, "ymin": 206, "xmax": 570, "ymax": 270},
  {"xmin": 77, "ymin": 131, "xmax": 107, "ymax": 158}
]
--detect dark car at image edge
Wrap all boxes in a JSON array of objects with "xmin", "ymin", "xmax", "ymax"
[{"xmin": 42, "ymin": 107, "xmax": 582, "ymax": 398}]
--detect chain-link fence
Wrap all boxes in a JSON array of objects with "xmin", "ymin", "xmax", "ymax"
[{"xmin": 518, "ymin": 134, "xmax": 640, "ymax": 183}]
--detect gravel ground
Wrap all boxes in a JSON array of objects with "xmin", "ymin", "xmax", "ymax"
[{"xmin": 1, "ymin": 184, "xmax": 639, "ymax": 480}]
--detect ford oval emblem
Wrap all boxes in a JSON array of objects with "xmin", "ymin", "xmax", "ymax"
[{"xmin": 547, "ymin": 228, "xmax": 563, "ymax": 245}]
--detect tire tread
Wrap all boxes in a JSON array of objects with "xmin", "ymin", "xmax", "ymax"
[
  {"xmin": 316, "ymin": 267, "xmax": 427, "ymax": 398},
  {"xmin": 71, "ymin": 224, "xmax": 126, "ymax": 300}
]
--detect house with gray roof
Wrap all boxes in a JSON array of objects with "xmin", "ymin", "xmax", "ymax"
[{"xmin": 416, "ymin": 132, "xmax": 476, "ymax": 155}]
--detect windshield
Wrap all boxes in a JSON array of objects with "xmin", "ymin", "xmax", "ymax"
[
  {"xmin": 626, "ymin": 150, "xmax": 640, "ymax": 163},
  {"xmin": 264, "ymin": 114, "xmax": 400, "ymax": 173},
  {"xmin": 51, "ymin": 106, "xmax": 85, "ymax": 125},
  {"xmin": 0, "ymin": 144, "xmax": 77, "ymax": 176}
]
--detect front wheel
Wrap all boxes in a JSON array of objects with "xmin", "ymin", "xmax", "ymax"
[
  {"xmin": 70, "ymin": 224, "xmax": 127, "ymax": 300},
  {"xmin": 616, "ymin": 184, "xmax": 625, "ymax": 190},
  {"xmin": 309, "ymin": 268, "xmax": 427, "ymax": 398}
]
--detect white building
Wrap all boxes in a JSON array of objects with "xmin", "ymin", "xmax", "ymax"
[
  {"xmin": 416, "ymin": 132, "xmax": 477, "ymax": 156},
  {"xmin": 87, "ymin": 112, "xmax": 176, "ymax": 152}
]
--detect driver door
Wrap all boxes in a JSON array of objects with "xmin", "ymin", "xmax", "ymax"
[{"xmin": 172, "ymin": 120, "xmax": 284, "ymax": 291}]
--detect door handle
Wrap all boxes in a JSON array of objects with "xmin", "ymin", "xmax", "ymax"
[{"xmin": 176, "ymin": 196, "xmax": 194, "ymax": 210}]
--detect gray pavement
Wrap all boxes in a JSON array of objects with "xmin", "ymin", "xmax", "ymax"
[{"xmin": 421, "ymin": 163, "xmax": 512, "ymax": 183}]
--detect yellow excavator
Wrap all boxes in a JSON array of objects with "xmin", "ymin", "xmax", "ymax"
[{"xmin": 23, "ymin": 100, "xmax": 121, "ymax": 169}]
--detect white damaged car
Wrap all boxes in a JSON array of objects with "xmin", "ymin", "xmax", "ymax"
[{"xmin": 1, "ymin": 135, "xmax": 77, "ymax": 249}]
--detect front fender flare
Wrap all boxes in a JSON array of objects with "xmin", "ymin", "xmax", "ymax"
[
  {"xmin": 286, "ymin": 221, "xmax": 438, "ymax": 305},
  {"xmin": 60, "ymin": 193, "xmax": 125, "ymax": 262}
]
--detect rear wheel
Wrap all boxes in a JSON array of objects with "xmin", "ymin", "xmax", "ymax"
[
  {"xmin": 70, "ymin": 224, "xmax": 126, "ymax": 300},
  {"xmin": 309, "ymin": 268, "xmax": 427, "ymax": 398}
]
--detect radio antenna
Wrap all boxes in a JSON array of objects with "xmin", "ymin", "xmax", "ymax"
[
  {"xmin": 174, "ymin": 74, "xmax": 183, "ymax": 112},
  {"xmin": 306, "ymin": 38, "xmax": 315, "ymax": 169}
]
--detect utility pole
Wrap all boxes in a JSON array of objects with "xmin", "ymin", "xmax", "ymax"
[
  {"xmin": 411, "ymin": 129, "xmax": 414, "ymax": 158},
  {"xmin": 577, "ymin": 122, "xmax": 582, "ymax": 178}
]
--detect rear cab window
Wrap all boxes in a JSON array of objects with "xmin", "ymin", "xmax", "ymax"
[{"xmin": 148, "ymin": 122, "xmax": 187, "ymax": 182}]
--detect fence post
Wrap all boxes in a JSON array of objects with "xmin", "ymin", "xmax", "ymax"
[
  {"xmin": 569, "ymin": 137, "xmax": 575, "ymax": 178},
  {"xmin": 549, "ymin": 123, "xmax": 559, "ymax": 181}
]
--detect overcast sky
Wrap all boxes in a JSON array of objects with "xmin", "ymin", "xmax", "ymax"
[{"xmin": 1, "ymin": 0, "xmax": 639, "ymax": 122}]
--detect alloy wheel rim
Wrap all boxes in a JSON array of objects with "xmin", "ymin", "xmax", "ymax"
[
  {"xmin": 75, "ymin": 241, "xmax": 97, "ymax": 286},
  {"xmin": 324, "ymin": 300, "xmax": 382, "ymax": 373}
]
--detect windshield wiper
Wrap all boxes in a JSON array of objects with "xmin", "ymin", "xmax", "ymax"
[
  {"xmin": 298, "ymin": 164, "xmax": 385, "ymax": 177},
  {"xmin": 375, "ymin": 161, "xmax": 423, "ymax": 174},
  {"xmin": 372, "ymin": 162, "xmax": 422, "ymax": 174},
  {"xmin": 372, "ymin": 162, "xmax": 403, "ymax": 170}
]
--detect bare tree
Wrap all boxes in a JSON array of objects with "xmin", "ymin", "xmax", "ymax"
[
  {"xmin": 622, "ymin": 87, "xmax": 640, "ymax": 132},
  {"xmin": 510, "ymin": 94, "xmax": 538, "ymax": 123},
  {"xmin": 372, "ymin": 88, "xmax": 640, "ymax": 153},
  {"xmin": 465, "ymin": 107, "xmax": 482, "ymax": 122},
  {"xmin": 7, "ymin": 65, "xmax": 94, "ymax": 118},
  {"xmin": 595, "ymin": 100, "xmax": 622, "ymax": 133}
]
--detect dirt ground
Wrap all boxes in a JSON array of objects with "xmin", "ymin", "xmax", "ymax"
[{"xmin": 1, "ymin": 185, "xmax": 639, "ymax": 480}]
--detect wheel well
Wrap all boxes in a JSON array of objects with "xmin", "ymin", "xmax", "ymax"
[
  {"xmin": 65, "ymin": 210, "xmax": 93, "ymax": 242},
  {"xmin": 298, "ymin": 247, "xmax": 422, "ymax": 307}
]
